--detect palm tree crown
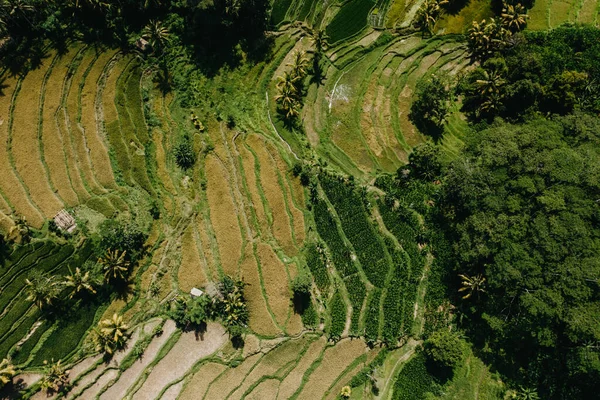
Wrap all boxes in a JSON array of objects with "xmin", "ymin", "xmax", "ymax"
[
  {"xmin": 64, "ymin": 267, "xmax": 96, "ymax": 299},
  {"xmin": 0, "ymin": 358, "xmax": 15, "ymax": 388},
  {"xmin": 40, "ymin": 359, "xmax": 69, "ymax": 393},
  {"xmin": 93, "ymin": 313, "xmax": 129, "ymax": 355},
  {"xmin": 99, "ymin": 249, "xmax": 130, "ymax": 283},
  {"xmin": 458, "ymin": 273, "xmax": 486, "ymax": 299},
  {"xmin": 25, "ymin": 272, "xmax": 61, "ymax": 310},
  {"xmin": 501, "ymin": 2, "xmax": 528, "ymax": 32}
]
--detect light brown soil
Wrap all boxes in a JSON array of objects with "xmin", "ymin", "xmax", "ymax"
[
  {"xmin": 297, "ymin": 339, "xmax": 368, "ymax": 400},
  {"xmin": 325, "ymin": 361, "xmax": 364, "ymax": 400},
  {"xmin": 239, "ymin": 142, "xmax": 269, "ymax": 236},
  {"xmin": 131, "ymin": 322, "xmax": 227, "ymax": 400},
  {"xmin": 99, "ymin": 319, "xmax": 178, "ymax": 400},
  {"xmin": 277, "ymin": 336, "xmax": 328, "ymax": 399},
  {"xmin": 160, "ymin": 380, "xmax": 184, "ymax": 400},
  {"xmin": 77, "ymin": 368, "xmax": 118, "ymax": 399},
  {"xmin": 178, "ymin": 362, "xmax": 227, "ymax": 400},
  {"xmin": 246, "ymin": 378, "xmax": 280, "ymax": 400},
  {"xmin": 203, "ymin": 353, "xmax": 263, "ymax": 400}
]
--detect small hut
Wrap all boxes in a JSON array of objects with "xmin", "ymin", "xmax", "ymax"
[{"xmin": 53, "ymin": 209, "xmax": 77, "ymax": 233}]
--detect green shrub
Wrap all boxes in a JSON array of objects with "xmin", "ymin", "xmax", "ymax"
[
  {"xmin": 344, "ymin": 275, "xmax": 366, "ymax": 334},
  {"xmin": 364, "ymin": 289, "xmax": 381, "ymax": 344},
  {"xmin": 392, "ymin": 352, "xmax": 439, "ymax": 400},
  {"xmin": 305, "ymin": 243, "xmax": 330, "ymax": 292},
  {"xmin": 327, "ymin": 291, "xmax": 346, "ymax": 341},
  {"xmin": 423, "ymin": 330, "xmax": 468, "ymax": 370},
  {"xmin": 174, "ymin": 140, "xmax": 196, "ymax": 170}
]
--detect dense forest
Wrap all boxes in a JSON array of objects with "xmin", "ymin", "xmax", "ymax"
[{"xmin": 0, "ymin": 0, "xmax": 599, "ymax": 399}]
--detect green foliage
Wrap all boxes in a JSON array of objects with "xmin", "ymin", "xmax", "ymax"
[
  {"xmin": 407, "ymin": 143, "xmax": 444, "ymax": 181},
  {"xmin": 350, "ymin": 347, "xmax": 388, "ymax": 387},
  {"xmin": 320, "ymin": 175, "xmax": 389, "ymax": 287},
  {"xmin": 271, "ymin": 0, "xmax": 293, "ymax": 25},
  {"xmin": 174, "ymin": 140, "xmax": 196, "ymax": 170},
  {"xmin": 301, "ymin": 301, "xmax": 319, "ymax": 329},
  {"xmin": 410, "ymin": 75, "xmax": 451, "ymax": 139},
  {"xmin": 327, "ymin": 291, "xmax": 347, "ymax": 341},
  {"xmin": 345, "ymin": 275, "xmax": 366, "ymax": 334},
  {"xmin": 392, "ymin": 352, "xmax": 439, "ymax": 400},
  {"xmin": 313, "ymin": 198, "xmax": 356, "ymax": 277},
  {"xmin": 364, "ymin": 289, "xmax": 381, "ymax": 344},
  {"xmin": 441, "ymin": 115, "xmax": 600, "ymax": 397},
  {"xmin": 169, "ymin": 295, "xmax": 212, "ymax": 330},
  {"xmin": 382, "ymin": 242, "xmax": 410, "ymax": 343},
  {"xmin": 424, "ymin": 330, "xmax": 467, "ymax": 370},
  {"xmin": 305, "ymin": 243, "xmax": 330, "ymax": 292},
  {"xmin": 97, "ymin": 220, "xmax": 147, "ymax": 264},
  {"xmin": 325, "ymin": 0, "xmax": 375, "ymax": 43}
]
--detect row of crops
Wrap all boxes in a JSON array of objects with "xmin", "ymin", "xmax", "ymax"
[
  {"xmin": 309, "ymin": 172, "xmax": 425, "ymax": 345},
  {"xmin": 0, "ymin": 240, "xmax": 98, "ymax": 366}
]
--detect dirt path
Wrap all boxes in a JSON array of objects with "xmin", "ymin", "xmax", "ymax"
[
  {"xmin": 131, "ymin": 322, "xmax": 227, "ymax": 400},
  {"xmin": 377, "ymin": 338, "xmax": 420, "ymax": 400}
]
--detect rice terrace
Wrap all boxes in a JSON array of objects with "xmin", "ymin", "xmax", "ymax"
[{"xmin": 0, "ymin": 0, "xmax": 599, "ymax": 399}]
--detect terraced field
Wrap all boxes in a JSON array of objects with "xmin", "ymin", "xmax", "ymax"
[{"xmin": 0, "ymin": 2, "xmax": 499, "ymax": 399}]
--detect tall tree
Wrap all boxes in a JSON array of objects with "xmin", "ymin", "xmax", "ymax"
[
  {"xmin": 98, "ymin": 249, "xmax": 130, "ymax": 284},
  {"xmin": 63, "ymin": 267, "xmax": 96, "ymax": 299},
  {"xmin": 0, "ymin": 358, "xmax": 15, "ymax": 389},
  {"xmin": 24, "ymin": 272, "xmax": 61, "ymax": 310}
]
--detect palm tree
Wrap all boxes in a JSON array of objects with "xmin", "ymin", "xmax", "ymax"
[
  {"xmin": 458, "ymin": 274, "xmax": 486, "ymax": 299},
  {"xmin": 0, "ymin": 358, "xmax": 15, "ymax": 389},
  {"xmin": 98, "ymin": 249, "xmax": 130, "ymax": 283},
  {"xmin": 304, "ymin": 27, "xmax": 328, "ymax": 55},
  {"xmin": 93, "ymin": 313, "xmax": 128, "ymax": 355},
  {"xmin": 501, "ymin": 2, "xmax": 528, "ymax": 32},
  {"xmin": 275, "ymin": 85, "xmax": 301, "ymax": 119},
  {"xmin": 516, "ymin": 386, "xmax": 540, "ymax": 400},
  {"xmin": 276, "ymin": 71, "xmax": 299, "ymax": 96},
  {"xmin": 142, "ymin": 19, "xmax": 170, "ymax": 54},
  {"xmin": 287, "ymin": 50, "xmax": 309, "ymax": 81},
  {"xmin": 223, "ymin": 288, "xmax": 248, "ymax": 326},
  {"xmin": 25, "ymin": 272, "xmax": 61, "ymax": 310},
  {"xmin": 70, "ymin": 0, "xmax": 110, "ymax": 12},
  {"xmin": 40, "ymin": 359, "xmax": 69, "ymax": 393},
  {"xmin": 64, "ymin": 267, "xmax": 96, "ymax": 299},
  {"xmin": 414, "ymin": 0, "xmax": 448, "ymax": 35},
  {"xmin": 468, "ymin": 18, "xmax": 509, "ymax": 57}
]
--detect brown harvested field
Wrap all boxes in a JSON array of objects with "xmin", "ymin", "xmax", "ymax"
[
  {"xmin": 277, "ymin": 335, "xmax": 328, "ymax": 399},
  {"xmin": 286, "ymin": 308, "xmax": 304, "ymax": 336},
  {"xmin": 247, "ymin": 135, "xmax": 296, "ymax": 255},
  {"xmin": 196, "ymin": 214, "xmax": 218, "ymax": 281},
  {"xmin": 79, "ymin": 48, "xmax": 118, "ymax": 189},
  {"xmin": 0, "ymin": 77, "xmax": 44, "ymax": 226},
  {"xmin": 161, "ymin": 381, "xmax": 184, "ymax": 400},
  {"xmin": 296, "ymin": 338, "xmax": 368, "ymax": 400},
  {"xmin": 324, "ymin": 360, "xmax": 365, "ymax": 400},
  {"xmin": 76, "ymin": 368, "xmax": 118, "ymax": 399},
  {"xmin": 178, "ymin": 224, "xmax": 207, "ymax": 292},
  {"xmin": 99, "ymin": 320, "xmax": 178, "ymax": 400},
  {"xmin": 229, "ymin": 336, "xmax": 313, "ymax": 399},
  {"xmin": 151, "ymin": 93, "xmax": 177, "ymax": 195},
  {"xmin": 11, "ymin": 54, "xmax": 64, "ymax": 218},
  {"xmin": 205, "ymin": 154, "xmax": 243, "ymax": 276},
  {"xmin": 240, "ymin": 243, "xmax": 281, "ymax": 336},
  {"xmin": 179, "ymin": 362, "xmax": 228, "ymax": 400},
  {"xmin": 257, "ymin": 242, "xmax": 292, "ymax": 327},
  {"xmin": 131, "ymin": 322, "xmax": 227, "ymax": 400},
  {"xmin": 265, "ymin": 141, "xmax": 306, "ymax": 248},
  {"xmin": 246, "ymin": 379, "xmax": 280, "ymax": 400},
  {"xmin": 65, "ymin": 48, "xmax": 105, "ymax": 194},
  {"xmin": 203, "ymin": 353, "xmax": 263, "ymax": 400},
  {"xmin": 40, "ymin": 47, "xmax": 81, "ymax": 207},
  {"xmin": 238, "ymin": 140, "xmax": 268, "ymax": 236}
]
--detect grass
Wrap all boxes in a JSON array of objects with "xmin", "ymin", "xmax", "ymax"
[
  {"xmin": 326, "ymin": 0, "xmax": 376, "ymax": 44},
  {"xmin": 271, "ymin": 0, "xmax": 294, "ymax": 25},
  {"xmin": 436, "ymin": 0, "xmax": 494, "ymax": 34},
  {"xmin": 391, "ymin": 352, "xmax": 435, "ymax": 400}
]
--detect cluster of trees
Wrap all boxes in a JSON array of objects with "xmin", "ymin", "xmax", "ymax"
[
  {"xmin": 169, "ymin": 276, "xmax": 249, "ymax": 343},
  {"xmin": 435, "ymin": 114, "xmax": 600, "ymax": 397},
  {"xmin": 461, "ymin": 25, "xmax": 600, "ymax": 121},
  {"xmin": 0, "ymin": 0, "xmax": 271, "ymax": 73}
]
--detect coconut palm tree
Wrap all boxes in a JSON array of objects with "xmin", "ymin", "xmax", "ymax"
[
  {"xmin": 40, "ymin": 359, "xmax": 69, "ymax": 393},
  {"xmin": 516, "ymin": 386, "xmax": 540, "ymax": 400},
  {"xmin": 0, "ymin": 358, "xmax": 15, "ymax": 389},
  {"xmin": 142, "ymin": 19, "xmax": 170, "ymax": 54},
  {"xmin": 99, "ymin": 249, "xmax": 130, "ymax": 283},
  {"xmin": 275, "ymin": 85, "xmax": 301, "ymax": 119},
  {"xmin": 63, "ymin": 267, "xmax": 96, "ymax": 299},
  {"xmin": 414, "ymin": 0, "xmax": 448, "ymax": 35},
  {"xmin": 458, "ymin": 274, "xmax": 486, "ymax": 299},
  {"xmin": 287, "ymin": 50, "xmax": 309, "ymax": 81},
  {"xmin": 276, "ymin": 71, "xmax": 299, "ymax": 96},
  {"xmin": 93, "ymin": 313, "xmax": 128, "ymax": 355},
  {"xmin": 501, "ymin": 2, "xmax": 528, "ymax": 32},
  {"xmin": 223, "ymin": 288, "xmax": 248, "ymax": 326},
  {"xmin": 24, "ymin": 272, "xmax": 61, "ymax": 310},
  {"xmin": 468, "ymin": 18, "xmax": 509, "ymax": 57}
]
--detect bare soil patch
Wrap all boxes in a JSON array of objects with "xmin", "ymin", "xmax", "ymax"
[
  {"xmin": 132, "ymin": 322, "xmax": 227, "ymax": 399},
  {"xmin": 204, "ymin": 353, "xmax": 262, "ymax": 400},
  {"xmin": 277, "ymin": 335, "xmax": 328, "ymax": 399},
  {"xmin": 246, "ymin": 378, "xmax": 280, "ymax": 400}
]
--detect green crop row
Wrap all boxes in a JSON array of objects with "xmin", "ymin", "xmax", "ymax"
[
  {"xmin": 305, "ymin": 243, "xmax": 330, "ymax": 292},
  {"xmin": 271, "ymin": 0, "xmax": 293, "ymax": 25},
  {"xmin": 381, "ymin": 239, "xmax": 411, "ymax": 343},
  {"xmin": 297, "ymin": 0, "xmax": 315, "ymax": 20},
  {"xmin": 0, "ymin": 310, "xmax": 38, "ymax": 360},
  {"xmin": 326, "ymin": 0, "xmax": 375, "ymax": 44},
  {"xmin": 11, "ymin": 320, "xmax": 49, "ymax": 365},
  {"xmin": 392, "ymin": 352, "xmax": 436, "ymax": 400},
  {"xmin": 0, "ymin": 243, "xmax": 55, "ymax": 291},
  {"xmin": 320, "ymin": 176, "xmax": 388, "ymax": 287},
  {"xmin": 344, "ymin": 274, "xmax": 366, "ymax": 334},
  {"xmin": 0, "ymin": 242, "xmax": 45, "ymax": 282},
  {"xmin": 313, "ymin": 198, "xmax": 357, "ymax": 277},
  {"xmin": 364, "ymin": 288, "xmax": 381, "ymax": 343},
  {"xmin": 327, "ymin": 291, "xmax": 347, "ymax": 341}
]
